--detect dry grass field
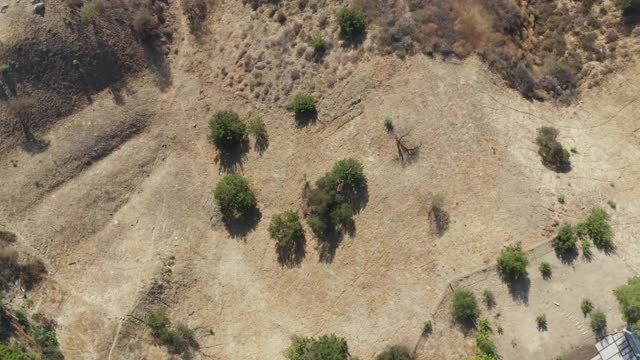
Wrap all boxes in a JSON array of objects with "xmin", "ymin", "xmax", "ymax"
[{"xmin": 1, "ymin": 0, "xmax": 640, "ymax": 359}]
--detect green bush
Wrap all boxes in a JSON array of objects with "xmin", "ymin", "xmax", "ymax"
[
  {"xmin": 475, "ymin": 331, "xmax": 496, "ymax": 356},
  {"xmin": 332, "ymin": 159, "xmax": 366, "ymax": 191},
  {"xmin": 384, "ymin": 116, "xmax": 393, "ymax": 131},
  {"xmin": 536, "ymin": 127, "xmax": 570, "ymax": 171},
  {"xmin": 577, "ymin": 208, "xmax": 614, "ymax": 249},
  {"xmin": 452, "ymin": 288, "xmax": 478, "ymax": 324},
  {"xmin": 145, "ymin": 310, "xmax": 194, "ymax": 354},
  {"xmin": 248, "ymin": 118, "xmax": 267, "ymax": 139},
  {"xmin": 422, "ymin": 320, "xmax": 432, "ymax": 335},
  {"xmin": 552, "ymin": 225, "xmax": 577, "ymax": 253},
  {"xmin": 269, "ymin": 211, "xmax": 304, "ymax": 250},
  {"xmin": 482, "ymin": 289, "xmax": 495, "ymax": 308},
  {"xmin": 286, "ymin": 334, "xmax": 349, "ymax": 360},
  {"xmin": 536, "ymin": 314, "xmax": 547, "ymax": 330},
  {"xmin": 376, "ymin": 346, "xmax": 412, "ymax": 360},
  {"xmin": 497, "ymin": 244, "xmax": 528, "ymax": 281},
  {"xmin": 209, "ymin": 111, "xmax": 247, "ymax": 149},
  {"xmin": 214, "ymin": 175, "xmax": 257, "ymax": 219},
  {"xmin": 539, "ymin": 262, "xmax": 552, "ymax": 278},
  {"xmin": 614, "ymin": 276, "xmax": 640, "ymax": 323},
  {"xmin": 590, "ymin": 309, "xmax": 607, "ymax": 333},
  {"xmin": 308, "ymin": 34, "xmax": 327, "ymax": 52},
  {"xmin": 582, "ymin": 239, "xmax": 593, "ymax": 258},
  {"xmin": 581, "ymin": 298, "xmax": 594, "ymax": 315},
  {"xmin": 290, "ymin": 95, "xmax": 316, "ymax": 114},
  {"xmin": 336, "ymin": 6, "xmax": 366, "ymax": 37},
  {"xmin": 478, "ymin": 317, "xmax": 492, "ymax": 333}
]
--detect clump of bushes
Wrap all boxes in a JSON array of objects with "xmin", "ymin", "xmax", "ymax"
[
  {"xmin": 209, "ymin": 111, "xmax": 247, "ymax": 149},
  {"xmin": 539, "ymin": 262, "xmax": 552, "ymax": 279},
  {"xmin": 214, "ymin": 175, "xmax": 257, "ymax": 219},
  {"xmin": 286, "ymin": 334, "xmax": 350, "ymax": 360},
  {"xmin": 290, "ymin": 95, "xmax": 316, "ymax": 114},
  {"xmin": 146, "ymin": 310, "xmax": 195, "ymax": 354},
  {"xmin": 577, "ymin": 208, "xmax": 614, "ymax": 249},
  {"xmin": 376, "ymin": 346, "xmax": 412, "ymax": 360},
  {"xmin": 536, "ymin": 127, "xmax": 571, "ymax": 172},
  {"xmin": 336, "ymin": 6, "xmax": 366, "ymax": 37},
  {"xmin": 552, "ymin": 225, "xmax": 577, "ymax": 254},
  {"xmin": 614, "ymin": 276, "xmax": 640, "ymax": 323},
  {"xmin": 581, "ymin": 298, "xmax": 594, "ymax": 316},
  {"xmin": 452, "ymin": 288, "xmax": 478, "ymax": 324},
  {"xmin": 590, "ymin": 309, "xmax": 607, "ymax": 334},
  {"xmin": 497, "ymin": 244, "xmax": 528, "ymax": 281},
  {"xmin": 304, "ymin": 159, "xmax": 366, "ymax": 238},
  {"xmin": 536, "ymin": 313, "xmax": 547, "ymax": 331},
  {"xmin": 632, "ymin": 319, "xmax": 640, "ymax": 334}
]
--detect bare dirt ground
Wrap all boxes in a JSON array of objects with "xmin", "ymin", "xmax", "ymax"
[{"xmin": 1, "ymin": 0, "xmax": 640, "ymax": 359}]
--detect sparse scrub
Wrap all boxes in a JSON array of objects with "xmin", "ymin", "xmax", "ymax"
[
  {"xmin": 290, "ymin": 95, "xmax": 316, "ymax": 114},
  {"xmin": 209, "ymin": 111, "xmax": 247, "ymax": 150},
  {"xmin": 614, "ymin": 277, "xmax": 640, "ymax": 323},
  {"xmin": 337, "ymin": 6, "xmax": 366, "ymax": 37},
  {"xmin": 539, "ymin": 262, "xmax": 552, "ymax": 279},
  {"xmin": 536, "ymin": 127, "xmax": 571, "ymax": 172},
  {"xmin": 582, "ymin": 239, "xmax": 593, "ymax": 259},
  {"xmin": 482, "ymin": 289, "xmax": 495, "ymax": 309},
  {"xmin": 214, "ymin": 175, "xmax": 257, "ymax": 219},
  {"xmin": 590, "ymin": 309, "xmax": 607, "ymax": 334},
  {"xmin": 536, "ymin": 314, "xmax": 547, "ymax": 331},
  {"xmin": 497, "ymin": 244, "xmax": 528, "ymax": 281},
  {"xmin": 577, "ymin": 208, "xmax": 614, "ymax": 249},
  {"xmin": 145, "ymin": 310, "xmax": 195, "ymax": 354},
  {"xmin": 581, "ymin": 298, "xmax": 594, "ymax": 316},
  {"xmin": 286, "ymin": 334, "xmax": 349, "ymax": 360},
  {"xmin": 552, "ymin": 225, "xmax": 577, "ymax": 254},
  {"xmin": 452, "ymin": 288, "xmax": 478, "ymax": 324},
  {"xmin": 375, "ymin": 346, "xmax": 412, "ymax": 360},
  {"xmin": 248, "ymin": 118, "xmax": 267, "ymax": 140},
  {"xmin": 475, "ymin": 330, "xmax": 497, "ymax": 356}
]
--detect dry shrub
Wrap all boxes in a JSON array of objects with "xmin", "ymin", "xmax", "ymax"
[
  {"xmin": 428, "ymin": 195, "xmax": 449, "ymax": 237},
  {"xmin": 182, "ymin": 0, "xmax": 208, "ymax": 34},
  {"xmin": 0, "ymin": 245, "xmax": 46, "ymax": 290}
]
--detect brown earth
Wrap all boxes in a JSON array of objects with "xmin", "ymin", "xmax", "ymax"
[{"xmin": 1, "ymin": 0, "xmax": 640, "ymax": 359}]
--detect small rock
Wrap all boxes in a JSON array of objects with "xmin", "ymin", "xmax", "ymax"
[
  {"xmin": 33, "ymin": 2, "xmax": 44, "ymax": 15},
  {"xmin": 1, "ymin": 4, "xmax": 8, "ymax": 13}
]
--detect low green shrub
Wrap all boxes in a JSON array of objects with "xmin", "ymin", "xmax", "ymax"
[
  {"xmin": 337, "ymin": 6, "xmax": 366, "ymax": 37},
  {"xmin": 332, "ymin": 159, "xmax": 366, "ymax": 191},
  {"xmin": 145, "ymin": 310, "xmax": 194, "ymax": 354},
  {"xmin": 308, "ymin": 35, "xmax": 327, "ymax": 52},
  {"xmin": 209, "ymin": 111, "xmax": 247, "ymax": 149},
  {"xmin": 552, "ymin": 225, "xmax": 577, "ymax": 253},
  {"xmin": 582, "ymin": 239, "xmax": 593, "ymax": 258},
  {"xmin": 581, "ymin": 298, "xmax": 594, "ymax": 315},
  {"xmin": 269, "ymin": 211, "xmax": 304, "ymax": 251},
  {"xmin": 536, "ymin": 127, "xmax": 570, "ymax": 171},
  {"xmin": 590, "ymin": 309, "xmax": 607, "ymax": 334},
  {"xmin": 375, "ymin": 346, "xmax": 412, "ymax": 360},
  {"xmin": 536, "ymin": 314, "xmax": 547, "ymax": 330},
  {"xmin": 478, "ymin": 317, "xmax": 492, "ymax": 333},
  {"xmin": 482, "ymin": 289, "xmax": 496, "ymax": 308},
  {"xmin": 475, "ymin": 331, "xmax": 496, "ymax": 356},
  {"xmin": 422, "ymin": 320, "xmax": 432, "ymax": 335},
  {"xmin": 286, "ymin": 334, "xmax": 349, "ymax": 360},
  {"xmin": 290, "ymin": 95, "xmax": 316, "ymax": 114},
  {"xmin": 497, "ymin": 244, "xmax": 528, "ymax": 281},
  {"xmin": 539, "ymin": 262, "xmax": 552, "ymax": 279},
  {"xmin": 384, "ymin": 116, "xmax": 393, "ymax": 131},
  {"xmin": 452, "ymin": 288, "xmax": 478, "ymax": 324},
  {"xmin": 577, "ymin": 208, "xmax": 614, "ymax": 249},
  {"xmin": 214, "ymin": 175, "xmax": 257, "ymax": 219}
]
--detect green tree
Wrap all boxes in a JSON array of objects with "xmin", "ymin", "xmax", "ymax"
[
  {"xmin": 269, "ymin": 211, "xmax": 304, "ymax": 250},
  {"xmin": 214, "ymin": 175, "xmax": 257, "ymax": 219},
  {"xmin": 209, "ymin": 111, "xmax": 247, "ymax": 149},
  {"xmin": 336, "ymin": 6, "xmax": 366, "ymax": 37},
  {"xmin": 497, "ymin": 244, "xmax": 528, "ymax": 280},
  {"xmin": 614, "ymin": 276, "xmax": 640, "ymax": 323},
  {"xmin": 552, "ymin": 225, "xmax": 577, "ymax": 253},
  {"xmin": 452, "ymin": 288, "xmax": 478, "ymax": 324}
]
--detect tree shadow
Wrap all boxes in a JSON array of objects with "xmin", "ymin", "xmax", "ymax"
[
  {"xmin": 555, "ymin": 248, "xmax": 578, "ymax": 265},
  {"xmin": 276, "ymin": 236, "xmax": 306, "ymax": 267},
  {"xmin": 1, "ymin": 72, "xmax": 17, "ymax": 97},
  {"xmin": 506, "ymin": 275, "xmax": 530, "ymax": 305},
  {"xmin": 343, "ymin": 181, "xmax": 369, "ymax": 214},
  {"xmin": 317, "ymin": 230, "xmax": 344, "ymax": 263},
  {"xmin": 142, "ymin": 39, "xmax": 172, "ymax": 91},
  {"xmin": 216, "ymin": 140, "xmax": 249, "ymax": 173},
  {"xmin": 543, "ymin": 160, "xmax": 572, "ymax": 174},
  {"xmin": 340, "ymin": 32, "xmax": 367, "ymax": 48},
  {"xmin": 537, "ymin": 321, "xmax": 548, "ymax": 332},
  {"xmin": 597, "ymin": 243, "xmax": 616, "ymax": 256},
  {"xmin": 622, "ymin": 5, "xmax": 640, "ymax": 28},
  {"xmin": 294, "ymin": 110, "xmax": 317, "ymax": 128},
  {"xmin": 223, "ymin": 208, "xmax": 261, "ymax": 239},
  {"xmin": 254, "ymin": 134, "xmax": 269, "ymax": 155}
]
